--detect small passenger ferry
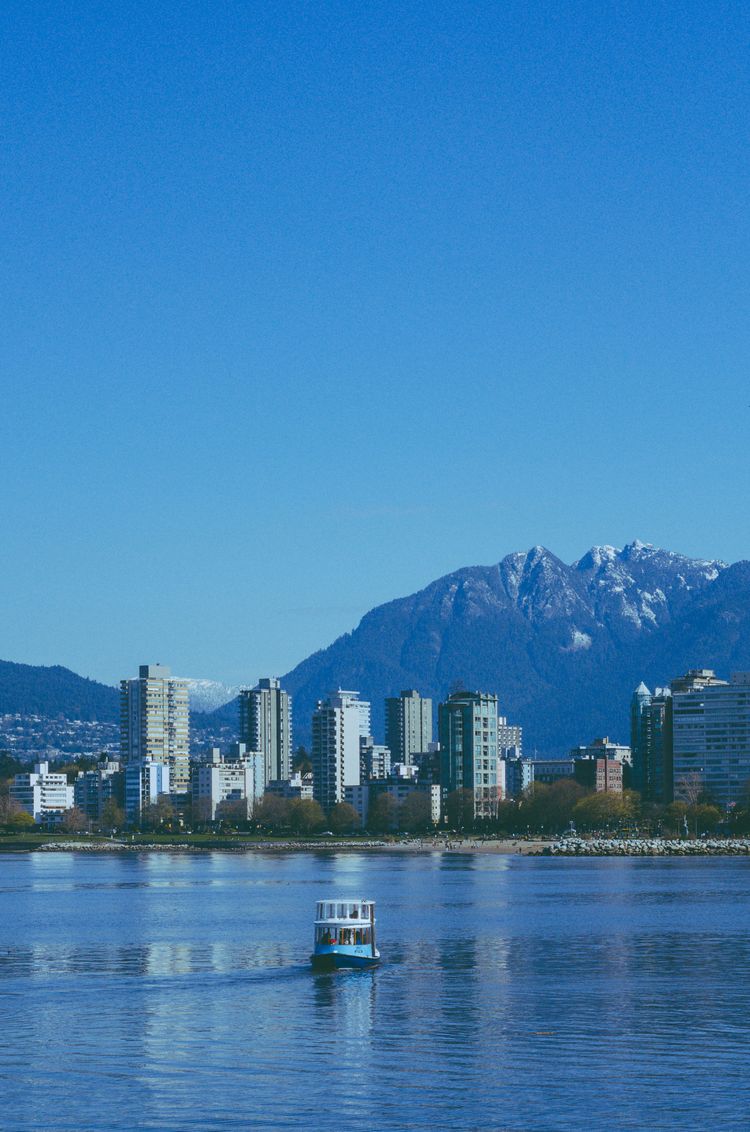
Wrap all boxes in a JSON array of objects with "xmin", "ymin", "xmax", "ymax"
[{"xmin": 311, "ymin": 899, "xmax": 380, "ymax": 969}]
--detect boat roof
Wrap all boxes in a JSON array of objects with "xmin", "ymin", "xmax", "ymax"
[{"xmin": 315, "ymin": 897, "xmax": 374, "ymax": 902}]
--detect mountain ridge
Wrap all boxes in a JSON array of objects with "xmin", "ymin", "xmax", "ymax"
[
  {"xmin": 2, "ymin": 542, "xmax": 748, "ymax": 757},
  {"xmin": 268, "ymin": 541, "xmax": 743, "ymax": 752}
]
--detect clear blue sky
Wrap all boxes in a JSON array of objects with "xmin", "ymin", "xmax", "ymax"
[{"xmin": 2, "ymin": 1, "xmax": 749, "ymax": 686}]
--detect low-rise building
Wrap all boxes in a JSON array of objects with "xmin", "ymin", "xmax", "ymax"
[
  {"xmin": 528, "ymin": 758, "xmax": 576, "ymax": 785},
  {"xmin": 265, "ymin": 772, "xmax": 314, "ymax": 800},
  {"xmin": 574, "ymin": 757, "xmax": 624, "ymax": 793},
  {"xmin": 345, "ymin": 779, "xmax": 441, "ymax": 828},
  {"xmin": 359, "ymin": 736, "xmax": 391, "ymax": 780},
  {"xmin": 74, "ymin": 761, "xmax": 123, "ymax": 822},
  {"xmin": 191, "ymin": 744, "xmax": 265, "ymax": 822},
  {"xmin": 497, "ymin": 719, "xmax": 523, "ymax": 756},
  {"xmin": 570, "ymin": 737, "xmax": 631, "ymax": 766},
  {"xmin": 10, "ymin": 761, "xmax": 74, "ymax": 822},
  {"xmin": 501, "ymin": 752, "xmax": 534, "ymax": 798}
]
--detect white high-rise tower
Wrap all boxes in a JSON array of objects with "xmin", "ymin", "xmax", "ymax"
[
  {"xmin": 311, "ymin": 690, "xmax": 371, "ymax": 812},
  {"xmin": 120, "ymin": 664, "xmax": 190, "ymax": 792}
]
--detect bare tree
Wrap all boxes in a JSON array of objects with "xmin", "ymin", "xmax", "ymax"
[
  {"xmin": 675, "ymin": 771, "xmax": 704, "ymax": 807},
  {"xmin": 60, "ymin": 807, "xmax": 90, "ymax": 833}
]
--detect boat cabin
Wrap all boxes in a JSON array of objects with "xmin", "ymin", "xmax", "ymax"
[
  {"xmin": 314, "ymin": 900, "xmax": 374, "ymax": 946},
  {"xmin": 311, "ymin": 899, "xmax": 380, "ymax": 967}
]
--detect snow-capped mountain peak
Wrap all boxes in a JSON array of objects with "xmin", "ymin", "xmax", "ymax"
[{"xmin": 179, "ymin": 678, "xmax": 241, "ymax": 713}]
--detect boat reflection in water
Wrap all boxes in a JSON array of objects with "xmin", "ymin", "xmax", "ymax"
[{"xmin": 311, "ymin": 899, "xmax": 380, "ymax": 969}]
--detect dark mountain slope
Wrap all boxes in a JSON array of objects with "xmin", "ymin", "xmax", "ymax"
[{"xmin": 0, "ymin": 660, "xmax": 119, "ymax": 722}]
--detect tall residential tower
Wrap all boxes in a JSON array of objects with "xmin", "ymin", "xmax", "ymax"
[
  {"xmin": 671, "ymin": 669, "xmax": 750, "ymax": 809},
  {"xmin": 311, "ymin": 690, "xmax": 371, "ymax": 812},
  {"xmin": 239, "ymin": 677, "xmax": 293, "ymax": 784},
  {"xmin": 120, "ymin": 664, "xmax": 190, "ymax": 792},
  {"xmin": 630, "ymin": 681, "xmax": 672, "ymax": 803},
  {"xmin": 385, "ymin": 690, "xmax": 433, "ymax": 765},
  {"xmin": 438, "ymin": 690, "xmax": 500, "ymax": 820}
]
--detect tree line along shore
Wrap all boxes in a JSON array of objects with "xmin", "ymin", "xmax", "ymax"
[{"xmin": 4, "ymin": 755, "xmax": 750, "ymax": 843}]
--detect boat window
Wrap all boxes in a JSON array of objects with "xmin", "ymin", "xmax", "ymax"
[
  {"xmin": 351, "ymin": 906, "xmax": 359, "ymax": 918},
  {"xmin": 338, "ymin": 903, "xmax": 346, "ymax": 918},
  {"xmin": 327, "ymin": 903, "xmax": 335, "ymax": 919},
  {"xmin": 363, "ymin": 928, "xmax": 370, "ymax": 944}
]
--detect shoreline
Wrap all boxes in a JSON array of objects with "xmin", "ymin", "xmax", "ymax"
[
  {"xmin": 1, "ymin": 836, "xmax": 547, "ymax": 855},
  {"xmin": 2, "ymin": 836, "xmax": 750, "ymax": 856}
]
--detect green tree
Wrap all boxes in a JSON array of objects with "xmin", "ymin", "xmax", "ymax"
[
  {"xmin": 292, "ymin": 746, "xmax": 312, "ymax": 776},
  {"xmin": 495, "ymin": 798, "xmax": 522, "ymax": 835},
  {"xmin": 56, "ymin": 758, "xmax": 98, "ymax": 781},
  {"xmin": 444, "ymin": 789, "xmax": 475, "ymax": 832},
  {"xmin": 328, "ymin": 802, "xmax": 360, "ymax": 835},
  {"xmin": 521, "ymin": 779, "xmax": 586, "ymax": 834},
  {"xmin": 254, "ymin": 793, "xmax": 290, "ymax": 832},
  {"xmin": 689, "ymin": 803, "xmax": 722, "ymax": 835},
  {"xmin": 399, "ymin": 791, "xmax": 433, "ymax": 833},
  {"xmin": 193, "ymin": 797, "xmax": 214, "ymax": 826},
  {"xmin": 7, "ymin": 808, "xmax": 35, "ymax": 830},
  {"xmin": 664, "ymin": 801, "xmax": 689, "ymax": 835},
  {"xmin": 216, "ymin": 798, "xmax": 250, "ymax": 828},
  {"xmin": 100, "ymin": 798, "xmax": 124, "ymax": 830},
  {"xmin": 0, "ymin": 754, "xmax": 24, "ymax": 780},
  {"xmin": 289, "ymin": 798, "xmax": 326, "ymax": 835},
  {"xmin": 140, "ymin": 798, "xmax": 174, "ymax": 831},
  {"xmin": 367, "ymin": 793, "xmax": 399, "ymax": 833},
  {"xmin": 572, "ymin": 791, "xmax": 634, "ymax": 832}
]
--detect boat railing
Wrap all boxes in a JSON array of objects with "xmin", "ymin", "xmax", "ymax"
[{"xmin": 315, "ymin": 902, "xmax": 374, "ymax": 922}]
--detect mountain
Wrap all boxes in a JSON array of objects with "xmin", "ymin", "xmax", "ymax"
[
  {"xmin": 0, "ymin": 665, "xmax": 238, "ymax": 726},
  {"xmin": 239, "ymin": 540, "xmax": 747, "ymax": 754},
  {"xmin": 180, "ymin": 678, "xmax": 240, "ymax": 713},
  {"xmin": 5, "ymin": 541, "xmax": 750, "ymax": 758},
  {"xmin": 0, "ymin": 661, "xmax": 119, "ymax": 722}
]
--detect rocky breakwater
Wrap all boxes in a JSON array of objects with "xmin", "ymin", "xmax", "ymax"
[{"xmin": 545, "ymin": 838, "xmax": 750, "ymax": 856}]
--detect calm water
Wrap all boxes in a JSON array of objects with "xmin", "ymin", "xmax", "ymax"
[{"xmin": 1, "ymin": 850, "xmax": 749, "ymax": 1131}]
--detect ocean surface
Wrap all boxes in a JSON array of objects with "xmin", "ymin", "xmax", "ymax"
[{"xmin": 1, "ymin": 850, "xmax": 749, "ymax": 1131}]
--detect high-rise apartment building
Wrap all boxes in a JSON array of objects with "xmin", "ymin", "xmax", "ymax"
[
  {"xmin": 630, "ymin": 682, "xmax": 673, "ymax": 802},
  {"xmin": 120, "ymin": 664, "xmax": 190, "ymax": 792},
  {"xmin": 385, "ymin": 690, "xmax": 433, "ymax": 765},
  {"xmin": 311, "ymin": 690, "xmax": 371, "ymax": 812},
  {"xmin": 239, "ymin": 677, "xmax": 293, "ymax": 784},
  {"xmin": 438, "ymin": 691, "xmax": 500, "ymax": 820},
  {"xmin": 671, "ymin": 669, "xmax": 750, "ymax": 808}
]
